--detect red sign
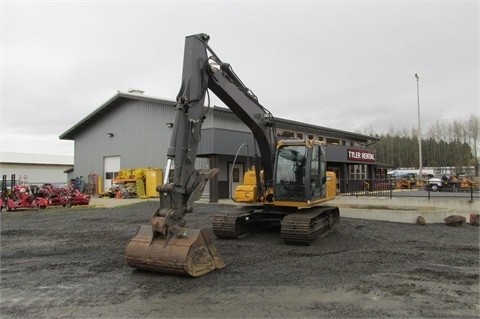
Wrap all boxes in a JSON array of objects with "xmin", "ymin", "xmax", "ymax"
[{"xmin": 347, "ymin": 148, "xmax": 376, "ymax": 162}]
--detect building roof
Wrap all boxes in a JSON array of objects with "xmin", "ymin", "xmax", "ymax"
[
  {"xmin": 211, "ymin": 105, "xmax": 380, "ymax": 142},
  {"xmin": 59, "ymin": 91, "xmax": 176, "ymax": 140},
  {"xmin": 0, "ymin": 152, "xmax": 74, "ymax": 165},
  {"xmin": 60, "ymin": 91, "xmax": 379, "ymax": 143}
]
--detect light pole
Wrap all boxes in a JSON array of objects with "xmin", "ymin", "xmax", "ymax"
[{"xmin": 415, "ymin": 73, "xmax": 423, "ymax": 180}]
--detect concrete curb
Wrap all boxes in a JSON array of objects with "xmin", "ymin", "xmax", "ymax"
[
  {"xmin": 332, "ymin": 196, "xmax": 479, "ymax": 224},
  {"xmin": 88, "ymin": 196, "xmax": 479, "ymax": 225},
  {"xmin": 89, "ymin": 197, "xmax": 157, "ymax": 208}
]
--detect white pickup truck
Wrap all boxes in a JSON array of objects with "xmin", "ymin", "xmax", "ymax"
[{"xmin": 427, "ymin": 178, "xmax": 444, "ymax": 191}]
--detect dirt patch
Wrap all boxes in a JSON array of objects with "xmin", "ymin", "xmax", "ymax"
[{"xmin": 1, "ymin": 202, "xmax": 479, "ymax": 318}]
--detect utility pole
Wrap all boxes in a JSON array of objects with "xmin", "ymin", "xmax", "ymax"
[{"xmin": 415, "ymin": 73, "xmax": 423, "ymax": 179}]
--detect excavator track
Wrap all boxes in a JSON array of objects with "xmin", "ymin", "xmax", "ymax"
[
  {"xmin": 212, "ymin": 212, "xmax": 254, "ymax": 239},
  {"xmin": 212, "ymin": 207, "xmax": 286, "ymax": 239},
  {"xmin": 212, "ymin": 206, "xmax": 339, "ymax": 245},
  {"xmin": 280, "ymin": 206, "xmax": 340, "ymax": 245}
]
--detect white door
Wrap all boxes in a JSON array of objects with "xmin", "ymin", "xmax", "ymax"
[
  {"xmin": 104, "ymin": 156, "xmax": 120, "ymax": 191},
  {"xmin": 195, "ymin": 158, "xmax": 210, "ymax": 199},
  {"xmin": 228, "ymin": 163, "xmax": 244, "ymax": 198}
]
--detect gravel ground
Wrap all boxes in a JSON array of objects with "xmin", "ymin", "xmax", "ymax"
[{"xmin": 1, "ymin": 201, "xmax": 479, "ymax": 318}]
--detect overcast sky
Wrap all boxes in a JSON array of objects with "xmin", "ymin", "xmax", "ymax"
[{"xmin": 1, "ymin": 0, "xmax": 478, "ymax": 156}]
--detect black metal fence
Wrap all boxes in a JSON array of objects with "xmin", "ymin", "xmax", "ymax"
[
  {"xmin": 340, "ymin": 179, "xmax": 479, "ymax": 201},
  {"xmin": 341, "ymin": 179, "xmax": 394, "ymax": 197}
]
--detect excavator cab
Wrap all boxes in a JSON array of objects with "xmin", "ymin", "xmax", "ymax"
[
  {"xmin": 223, "ymin": 139, "xmax": 339, "ymax": 245},
  {"xmin": 234, "ymin": 139, "xmax": 336, "ymax": 206},
  {"xmin": 274, "ymin": 140, "xmax": 327, "ymax": 203}
]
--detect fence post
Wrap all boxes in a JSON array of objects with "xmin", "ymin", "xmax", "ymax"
[{"xmin": 427, "ymin": 187, "xmax": 431, "ymax": 199}]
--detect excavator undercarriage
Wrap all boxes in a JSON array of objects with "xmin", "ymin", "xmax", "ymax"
[{"xmin": 212, "ymin": 206, "xmax": 339, "ymax": 245}]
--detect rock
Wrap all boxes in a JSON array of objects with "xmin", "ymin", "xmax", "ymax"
[
  {"xmin": 444, "ymin": 215, "xmax": 466, "ymax": 226},
  {"xmin": 416, "ymin": 216, "xmax": 425, "ymax": 225},
  {"xmin": 469, "ymin": 213, "xmax": 479, "ymax": 226}
]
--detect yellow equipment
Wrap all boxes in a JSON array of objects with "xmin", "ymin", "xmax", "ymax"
[{"xmin": 125, "ymin": 34, "xmax": 339, "ymax": 277}]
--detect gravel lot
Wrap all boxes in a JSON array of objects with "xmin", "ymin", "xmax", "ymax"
[{"xmin": 1, "ymin": 201, "xmax": 479, "ymax": 318}]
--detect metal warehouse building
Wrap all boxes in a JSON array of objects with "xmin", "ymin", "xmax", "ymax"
[
  {"xmin": 0, "ymin": 152, "xmax": 73, "ymax": 185},
  {"xmin": 60, "ymin": 91, "xmax": 380, "ymax": 200}
]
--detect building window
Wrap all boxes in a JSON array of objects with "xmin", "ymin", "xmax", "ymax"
[
  {"xmin": 349, "ymin": 164, "xmax": 367, "ymax": 180},
  {"xmin": 276, "ymin": 129, "xmax": 295, "ymax": 139},
  {"xmin": 105, "ymin": 172, "xmax": 119, "ymax": 180},
  {"xmin": 326, "ymin": 137, "xmax": 340, "ymax": 145},
  {"xmin": 297, "ymin": 132, "xmax": 304, "ymax": 139},
  {"xmin": 232, "ymin": 167, "xmax": 240, "ymax": 183}
]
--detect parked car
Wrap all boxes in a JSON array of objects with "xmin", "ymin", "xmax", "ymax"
[{"xmin": 427, "ymin": 177, "xmax": 443, "ymax": 192}]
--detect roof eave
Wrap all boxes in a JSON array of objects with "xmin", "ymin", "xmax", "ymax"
[{"xmin": 59, "ymin": 92, "xmax": 176, "ymax": 140}]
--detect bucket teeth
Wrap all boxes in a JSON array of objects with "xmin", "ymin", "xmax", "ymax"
[{"xmin": 125, "ymin": 224, "xmax": 225, "ymax": 277}]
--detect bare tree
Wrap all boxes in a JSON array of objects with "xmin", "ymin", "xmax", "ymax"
[
  {"xmin": 467, "ymin": 114, "xmax": 479, "ymax": 177},
  {"xmin": 369, "ymin": 115, "xmax": 476, "ymax": 176}
]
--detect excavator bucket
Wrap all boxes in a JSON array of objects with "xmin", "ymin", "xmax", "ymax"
[{"xmin": 125, "ymin": 224, "xmax": 225, "ymax": 277}]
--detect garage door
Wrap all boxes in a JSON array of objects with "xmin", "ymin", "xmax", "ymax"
[{"xmin": 104, "ymin": 156, "xmax": 120, "ymax": 191}]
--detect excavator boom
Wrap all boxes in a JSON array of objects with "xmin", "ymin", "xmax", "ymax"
[
  {"xmin": 125, "ymin": 34, "xmax": 227, "ymax": 276},
  {"xmin": 125, "ymin": 33, "xmax": 340, "ymax": 277}
]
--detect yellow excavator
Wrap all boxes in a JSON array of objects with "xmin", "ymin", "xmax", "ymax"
[{"xmin": 125, "ymin": 33, "xmax": 340, "ymax": 277}]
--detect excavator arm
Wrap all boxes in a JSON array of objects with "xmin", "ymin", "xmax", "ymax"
[
  {"xmin": 159, "ymin": 33, "xmax": 277, "ymax": 227},
  {"xmin": 156, "ymin": 34, "xmax": 213, "ymax": 229},
  {"xmin": 126, "ymin": 33, "xmax": 277, "ymax": 276},
  {"xmin": 206, "ymin": 45, "xmax": 277, "ymax": 189}
]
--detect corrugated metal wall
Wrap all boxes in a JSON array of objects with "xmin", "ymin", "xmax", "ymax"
[
  {"xmin": 203, "ymin": 108, "xmax": 250, "ymax": 132},
  {"xmin": 72, "ymin": 99, "xmax": 175, "ymax": 179},
  {"xmin": 198, "ymin": 128, "xmax": 255, "ymax": 156},
  {"xmin": 68, "ymin": 95, "xmax": 377, "ymax": 198},
  {"xmin": 1, "ymin": 163, "xmax": 71, "ymax": 184}
]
